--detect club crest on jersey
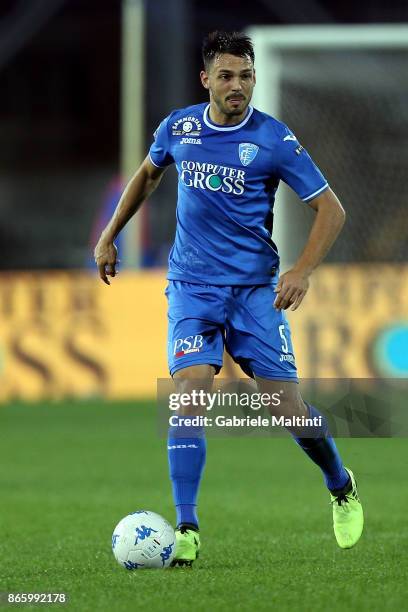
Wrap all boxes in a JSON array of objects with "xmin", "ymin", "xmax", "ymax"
[
  {"xmin": 172, "ymin": 116, "xmax": 202, "ymax": 137},
  {"xmin": 239, "ymin": 143, "xmax": 259, "ymax": 166}
]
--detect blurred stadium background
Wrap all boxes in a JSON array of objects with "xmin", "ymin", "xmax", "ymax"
[
  {"xmin": 1, "ymin": 2, "xmax": 408, "ymax": 608},
  {"xmin": 1, "ymin": 1, "xmax": 407, "ymax": 401}
]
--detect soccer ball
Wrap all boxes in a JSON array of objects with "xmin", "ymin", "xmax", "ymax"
[{"xmin": 112, "ymin": 511, "xmax": 176, "ymax": 569}]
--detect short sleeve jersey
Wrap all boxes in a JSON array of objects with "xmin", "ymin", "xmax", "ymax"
[{"xmin": 149, "ymin": 103, "xmax": 328, "ymax": 285}]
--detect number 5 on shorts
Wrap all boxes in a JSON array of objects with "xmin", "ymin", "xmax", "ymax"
[{"xmin": 279, "ymin": 324, "xmax": 289, "ymax": 354}]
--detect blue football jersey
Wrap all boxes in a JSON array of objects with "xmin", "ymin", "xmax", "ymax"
[{"xmin": 149, "ymin": 102, "xmax": 328, "ymax": 285}]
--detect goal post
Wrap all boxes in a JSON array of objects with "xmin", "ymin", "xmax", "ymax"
[
  {"xmin": 121, "ymin": 0, "xmax": 145, "ymax": 269},
  {"xmin": 248, "ymin": 25, "xmax": 408, "ymax": 269}
]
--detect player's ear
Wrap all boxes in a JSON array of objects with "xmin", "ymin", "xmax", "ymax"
[
  {"xmin": 200, "ymin": 70, "xmax": 209, "ymax": 90},
  {"xmin": 253, "ymin": 68, "xmax": 256, "ymax": 85}
]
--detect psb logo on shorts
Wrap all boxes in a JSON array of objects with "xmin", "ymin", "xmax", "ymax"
[
  {"xmin": 239, "ymin": 143, "xmax": 259, "ymax": 166},
  {"xmin": 174, "ymin": 335, "xmax": 203, "ymax": 357},
  {"xmin": 172, "ymin": 116, "xmax": 202, "ymax": 136}
]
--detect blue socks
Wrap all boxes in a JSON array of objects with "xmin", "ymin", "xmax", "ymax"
[
  {"xmin": 293, "ymin": 403, "xmax": 350, "ymax": 492},
  {"xmin": 168, "ymin": 421, "xmax": 206, "ymax": 529},
  {"xmin": 168, "ymin": 404, "xmax": 348, "ymax": 529}
]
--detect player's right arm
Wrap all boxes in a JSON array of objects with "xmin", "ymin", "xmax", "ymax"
[{"xmin": 94, "ymin": 156, "xmax": 166, "ymax": 285}]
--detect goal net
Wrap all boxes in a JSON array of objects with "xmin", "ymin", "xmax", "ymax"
[{"xmin": 248, "ymin": 25, "xmax": 408, "ymax": 268}]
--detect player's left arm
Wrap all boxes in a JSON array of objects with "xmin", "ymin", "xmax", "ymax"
[{"xmin": 274, "ymin": 187, "xmax": 345, "ymax": 311}]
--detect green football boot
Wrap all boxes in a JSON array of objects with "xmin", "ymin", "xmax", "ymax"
[
  {"xmin": 171, "ymin": 525, "xmax": 201, "ymax": 567},
  {"xmin": 330, "ymin": 468, "xmax": 364, "ymax": 549}
]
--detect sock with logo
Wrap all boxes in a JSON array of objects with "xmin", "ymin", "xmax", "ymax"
[
  {"xmin": 293, "ymin": 402, "xmax": 350, "ymax": 491},
  {"xmin": 168, "ymin": 419, "xmax": 206, "ymax": 529}
]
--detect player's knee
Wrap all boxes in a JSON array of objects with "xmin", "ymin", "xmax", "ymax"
[
  {"xmin": 173, "ymin": 364, "xmax": 216, "ymax": 379},
  {"xmin": 280, "ymin": 395, "xmax": 307, "ymax": 418},
  {"xmin": 172, "ymin": 364, "xmax": 215, "ymax": 415},
  {"xmin": 269, "ymin": 389, "xmax": 307, "ymax": 418},
  {"xmin": 173, "ymin": 364, "xmax": 215, "ymax": 382},
  {"xmin": 256, "ymin": 378, "xmax": 306, "ymax": 417}
]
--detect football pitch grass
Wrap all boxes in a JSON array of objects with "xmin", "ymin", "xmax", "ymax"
[{"xmin": 1, "ymin": 401, "xmax": 407, "ymax": 611}]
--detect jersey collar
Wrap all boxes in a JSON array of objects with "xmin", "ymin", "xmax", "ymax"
[{"xmin": 203, "ymin": 103, "xmax": 253, "ymax": 131}]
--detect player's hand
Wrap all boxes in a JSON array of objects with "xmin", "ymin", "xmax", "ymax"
[
  {"xmin": 273, "ymin": 268, "xmax": 310, "ymax": 311},
  {"xmin": 94, "ymin": 238, "xmax": 118, "ymax": 285}
]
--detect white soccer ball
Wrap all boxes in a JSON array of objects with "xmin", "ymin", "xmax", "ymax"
[{"xmin": 112, "ymin": 511, "xmax": 176, "ymax": 570}]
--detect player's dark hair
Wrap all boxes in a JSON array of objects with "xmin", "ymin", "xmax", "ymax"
[{"xmin": 202, "ymin": 31, "xmax": 255, "ymax": 70}]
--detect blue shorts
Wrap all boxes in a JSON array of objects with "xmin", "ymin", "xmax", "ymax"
[{"xmin": 166, "ymin": 280, "xmax": 298, "ymax": 381}]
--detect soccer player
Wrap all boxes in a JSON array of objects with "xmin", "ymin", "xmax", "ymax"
[{"xmin": 95, "ymin": 31, "xmax": 364, "ymax": 566}]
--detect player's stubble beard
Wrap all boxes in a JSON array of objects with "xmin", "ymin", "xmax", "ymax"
[
  {"xmin": 210, "ymin": 89, "xmax": 252, "ymax": 122},
  {"xmin": 209, "ymin": 70, "xmax": 254, "ymax": 121}
]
